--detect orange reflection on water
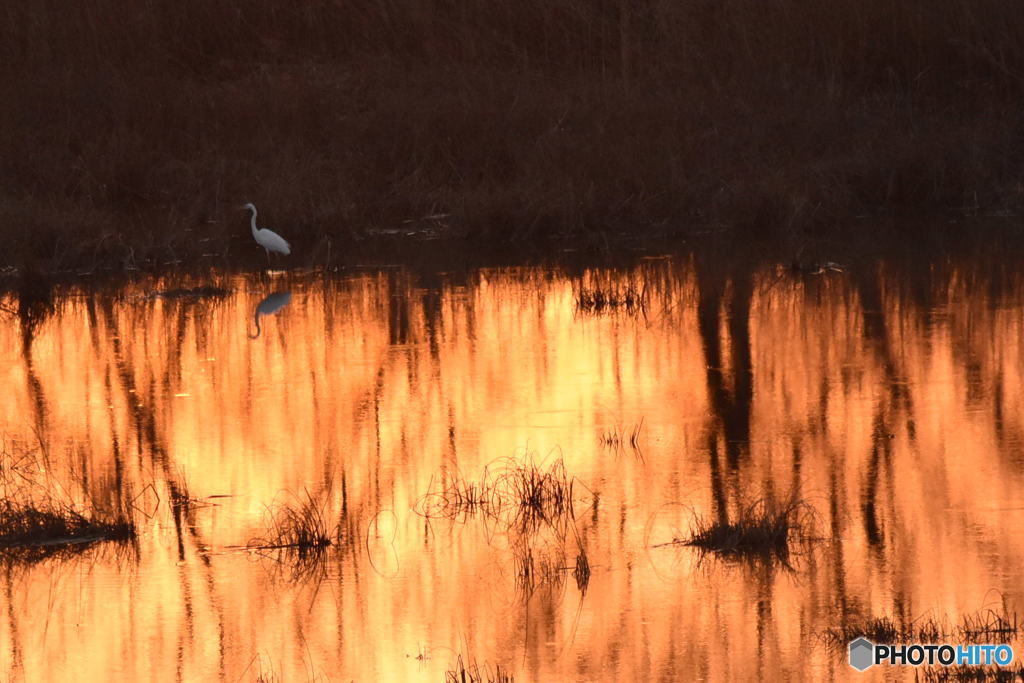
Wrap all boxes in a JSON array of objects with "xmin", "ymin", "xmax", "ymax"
[{"xmin": 1, "ymin": 258, "xmax": 1024, "ymax": 680}]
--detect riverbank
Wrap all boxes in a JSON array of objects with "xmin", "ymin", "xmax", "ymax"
[{"xmin": 3, "ymin": 0, "xmax": 1024, "ymax": 273}]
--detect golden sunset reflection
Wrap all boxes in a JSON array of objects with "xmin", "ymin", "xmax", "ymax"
[{"xmin": 1, "ymin": 258, "xmax": 1023, "ymax": 680}]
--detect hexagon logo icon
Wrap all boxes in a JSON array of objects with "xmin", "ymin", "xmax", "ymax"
[{"xmin": 849, "ymin": 637, "xmax": 875, "ymax": 671}]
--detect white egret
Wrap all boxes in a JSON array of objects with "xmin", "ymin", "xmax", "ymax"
[{"xmin": 242, "ymin": 203, "xmax": 291, "ymax": 260}]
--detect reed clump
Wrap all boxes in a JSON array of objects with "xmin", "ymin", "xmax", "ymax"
[
  {"xmin": 600, "ymin": 419, "xmax": 644, "ymax": 458},
  {"xmin": 245, "ymin": 490, "xmax": 341, "ymax": 582},
  {"xmin": 576, "ymin": 285, "xmax": 647, "ymax": 316},
  {"xmin": 919, "ymin": 664, "xmax": 1024, "ymax": 682},
  {"xmin": 0, "ymin": 440, "xmax": 136, "ymax": 561},
  {"xmin": 167, "ymin": 469, "xmax": 214, "ymax": 512},
  {"xmin": 0, "ymin": 499, "xmax": 134, "ymax": 550},
  {"xmin": 419, "ymin": 456, "xmax": 591, "ymax": 596},
  {"xmin": 825, "ymin": 615, "xmax": 907, "ymax": 646},
  {"xmin": 251, "ymin": 490, "xmax": 333, "ymax": 556},
  {"xmin": 417, "ymin": 457, "xmax": 581, "ymax": 536},
  {"xmin": 416, "ymin": 470, "xmax": 499, "ymax": 524},
  {"xmin": 4, "ymin": 0, "xmax": 1024, "ymax": 271},
  {"xmin": 513, "ymin": 543, "xmax": 564, "ymax": 596},
  {"xmin": 824, "ymin": 608, "xmax": 1023, "ymax": 647},
  {"xmin": 676, "ymin": 497, "xmax": 815, "ymax": 561},
  {"xmin": 957, "ymin": 609, "xmax": 1023, "ymax": 642},
  {"xmin": 503, "ymin": 458, "xmax": 576, "ymax": 535},
  {"xmin": 445, "ymin": 655, "xmax": 514, "ymax": 683},
  {"xmin": 573, "ymin": 547, "xmax": 592, "ymax": 592}
]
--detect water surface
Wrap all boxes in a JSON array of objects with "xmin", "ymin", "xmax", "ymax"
[{"xmin": 2, "ymin": 254, "xmax": 1023, "ymax": 680}]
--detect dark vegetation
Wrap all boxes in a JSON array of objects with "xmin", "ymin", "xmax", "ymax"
[
  {"xmin": 920, "ymin": 665, "xmax": 1024, "ymax": 682},
  {"xmin": 658, "ymin": 496, "xmax": 816, "ymax": 562},
  {"xmin": 445, "ymin": 655, "xmax": 514, "ymax": 683},
  {"xmin": 250, "ymin": 490, "xmax": 334, "ymax": 554},
  {"xmin": 599, "ymin": 419, "xmax": 644, "ymax": 458},
  {"xmin": 823, "ymin": 610, "xmax": 1024, "ymax": 679},
  {"xmin": 418, "ymin": 456, "xmax": 591, "ymax": 595},
  {"xmin": 4, "ymin": 1, "xmax": 1024, "ymax": 272},
  {"xmin": 0, "ymin": 441, "xmax": 136, "ymax": 561},
  {"xmin": 826, "ymin": 608, "xmax": 1024, "ymax": 680},
  {"xmin": 243, "ymin": 491, "xmax": 335, "ymax": 581},
  {"xmin": 418, "ymin": 457, "xmax": 581, "ymax": 535},
  {"xmin": 244, "ymin": 488, "xmax": 353, "ymax": 582},
  {"xmin": 825, "ymin": 608, "xmax": 1023, "ymax": 647},
  {"xmin": 573, "ymin": 548, "xmax": 591, "ymax": 591},
  {"xmin": 574, "ymin": 268, "xmax": 650, "ymax": 316},
  {"xmin": 0, "ymin": 500, "xmax": 134, "ymax": 559},
  {"xmin": 167, "ymin": 473, "xmax": 211, "ymax": 513},
  {"xmin": 151, "ymin": 286, "xmax": 232, "ymax": 300},
  {"xmin": 576, "ymin": 285, "xmax": 647, "ymax": 316},
  {"xmin": 510, "ymin": 535, "xmax": 590, "ymax": 597}
]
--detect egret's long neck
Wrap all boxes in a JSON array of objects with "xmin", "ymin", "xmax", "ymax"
[{"xmin": 248, "ymin": 207, "xmax": 259, "ymax": 237}]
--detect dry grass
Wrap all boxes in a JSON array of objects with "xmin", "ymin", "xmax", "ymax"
[
  {"xmin": 920, "ymin": 665, "xmax": 1024, "ymax": 682},
  {"xmin": 510, "ymin": 536, "xmax": 592, "ymax": 599},
  {"xmin": 419, "ymin": 456, "xmax": 591, "ymax": 597},
  {"xmin": 825, "ymin": 608, "xmax": 1023, "ymax": 647},
  {"xmin": 826, "ymin": 615, "xmax": 908, "ymax": 646},
  {"xmin": 512, "ymin": 543, "xmax": 565, "ymax": 596},
  {"xmin": 417, "ymin": 457, "xmax": 581, "ymax": 536},
  {"xmin": 250, "ymin": 490, "xmax": 333, "ymax": 554},
  {"xmin": 445, "ymin": 655, "xmax": 514, "ymax": 683},
  {"xmin": 573, "ymin": 547, "xmax": 592, "ymax": 593},
  {"xmin": 957, "ymin": 609, "xmax": 1023, "ymax": 642},
  {"xmin": 600, "ymin": 419, "xmax": 644, "ymax": 458},
  {"xmin": 3, "ymin": 0, "xmax": 1024, "ymax": 271},
  {"xmin": 167, "ymin": 469, "xmax": 211, "ymax": 512},
  {"xmin": 417, "ymin": 469, "xmax": 498, "ymax": 524},
  {"xmin": 0, "ymin": 439, "xmax": 136, "ymax": 562},
  {"xmin": 576, "ymin": 285, "xmax": 647, "ymax": 316},
  {"xmin": 0, "ymin": 500, "xmax": 134, "ymax": 550},
  {"xmin": 503, "ymin": 459, "xmax": 577, "ymax": 535},
  {"xmin": 675, "ymin": 497, "xmax": 816, "ymax": 561},
  {"xmin": 246, "ymin": 490, "xmax": 339, "ymax": 583}
]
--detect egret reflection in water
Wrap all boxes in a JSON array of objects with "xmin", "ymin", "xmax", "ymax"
[{"xmin": 248, "ymin": 291, "xmax": 292, "ymax": 339}]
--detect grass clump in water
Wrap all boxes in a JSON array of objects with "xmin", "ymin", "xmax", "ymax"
[
  {"xmin": 167, "ymin": 469, "xmax": 217, "ymax": 513},
  {"xmin": 599, "ymin": 418, "xmax": 644, "ymax": 459},
  {"xmin": 0, "ymin": 499, "xmax": 134, "ymax": 549},
  {"xmin": 572, "ymin": 547, "xmax": 591, "ymax": 592},
  {"xmin": 957, "ymin": 609, "xmax": 1022, "ymax": 642},
  {"xmin": 502, "ymin": 458, "xmax": 576, "ymax": 535},
  {"xmin": 0, "ymin": 440, "xmax": 136, "ymax": 561},
  {"xmin": 512, "ymin": 541, "xmax": 566, "ymax": 597},
  {"xmin": 825, "ymin": 615, "xmax": 905, "ymax": 645},
  {"xmin": 824, "ymin": 608, "xmax": 1023, "ymax": 649},
  {"xmin": 511, "ymin": 536, "xmax": 592, "ymax": 598},
  {"xmin": 419, "ymin": 455, "xmax": 593, "ymax": 596},
  {"xmin": 575, "ymin": 285, "xmax": 647, "ymax": 316},
  {"xmin": 672, "ymin": 496, "xmax": 815, "ymax": 561},
  {"xmin": 919, "ymin": 664, "xmax": 1024, "ymax": 681},
  {"xmin": 247, "ymin": 489, "xmax": 339, "ymax": 583},
  {"xmin": 445, "ymin": 654, "xmax": 514, "ymax": 683},
  {"xmin": 417, "ymin": 468, "xmax": 498, "ymax": 523},
  {"xmin": 252, "ymin": 490, "xmax": 333, "ymax": 555},
  {"xmin": 418, "ymin": 456, "xmax": 583, "ymax": 536}
]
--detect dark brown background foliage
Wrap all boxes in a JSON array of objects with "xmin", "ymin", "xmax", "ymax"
[{"xmin": 2, "ymin": 0, "xmax": 1024, "ymax": 268}]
